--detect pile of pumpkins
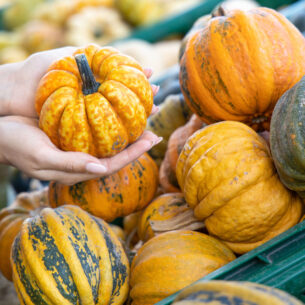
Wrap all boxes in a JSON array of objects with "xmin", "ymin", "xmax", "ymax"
[{"xmin": 1, "ymin": 3, "xmax": 305, "ymax": 305}]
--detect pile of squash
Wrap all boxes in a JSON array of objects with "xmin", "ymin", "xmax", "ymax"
[{"xmin": 1, "ymin": 3, "xmax": 305, "ymax": 305}]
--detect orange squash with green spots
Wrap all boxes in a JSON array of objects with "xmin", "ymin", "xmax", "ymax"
[
  {"xmin": 180, "ymin": 7, "xmax": 305, "ymax": 131},
  {"xmin": 35, "ymin": 44, "xmax": 153, "ymax": 157},
  {"xmin": 49, "ymin": 153, "xmax": 158, "ymax": 222},
  {"xmin": 11, "ymin": 205, "xmax": 129, "ymax": 305},
  {"xmin": 0, "ymin": 188, "xmax": 49, "ymax": 281}
]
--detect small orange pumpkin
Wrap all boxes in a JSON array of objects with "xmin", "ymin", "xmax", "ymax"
[
  {"xmin": 0, "ymin": 188, "xmax": 49, "ymax": 281},
  {"xmin": 159, "ymin": 115, "xmax": 204, "ymax": 193},
  {"xmin": 35, "ymin": 44, "xmax": 153, "ymax": 157},
  {"xmin": 180, "ymin": 7, "xmax": 305, "ymax": 131},
  {"xmin": 49, "ymin": 153, "xmax": 158, "ymax": 222}
]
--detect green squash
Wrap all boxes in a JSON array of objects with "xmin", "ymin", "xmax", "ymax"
[{"xmin": 270, "ymin": 75, "xmax": 305, "ymax": 197}]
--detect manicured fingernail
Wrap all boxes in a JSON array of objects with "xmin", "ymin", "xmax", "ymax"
[
  {"xmin": 152, "ymin": 105, "xmax": 160, "ymax": 113},
  {"xmin": 151, "ymin": 84, "xmax": 160, "ymax": 94},
  {"xmin": 86, "ymin": 163, "xmax": 107, "ymax": 174},
  {"xmin": 145, "ymin": 68, "xmax": 153, "ymax": 77},
  {"xmin": 152, "ymin": 137, "xmax": 163, "ymax": 146}
]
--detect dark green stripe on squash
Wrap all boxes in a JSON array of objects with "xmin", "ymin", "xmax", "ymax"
[
  {"xmin": 93, "ymin": 217, "xmax": 128, "ymax": 302},
  {"xmin": 55, "ymin": 208, "xmax": 100, "ymax": 303}
]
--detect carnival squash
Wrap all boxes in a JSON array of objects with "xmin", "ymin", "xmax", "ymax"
[
  {"xmin": 147, "ymin": 93, "xmax": 192, "ymax": 165},
  {"xmin": 176, "ymin": 121, "xmax": 303, "ymax": 254},
  {"xmin": 180, "ymin": 7, "xmax": 305, "ymax": 131},
  {"xmin": 172, "ymin": 281, "xmax": 304, "ymax": 305},
  {"xmin": 130, "ymin": 230, "xmax": 235, "ymax": 305},
  {"xmin": 270, "ymin": 75, "xmax": 305, "ymax": 198},
  {"xmin": 0, "ymin": 188, "xmax": 49, "ymax": 281},
  {"xmin": 49, "ymin": 153, "xmax": 158, "ymax": 222},
  {"xmin": 35, "ymin": 44, "xmax": 153, "ymax": 158},
  {"xmin": 11, "ymin": 205, "xmax": 129, "ymax": 305},
  {"xmin": 137, "ymin": 193, "xmax": 204, "ymax": 242},
  {"xmin": 159, "ymin": 115, "xmax": 204, "ymax": 193}
]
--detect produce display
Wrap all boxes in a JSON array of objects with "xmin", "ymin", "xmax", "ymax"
[{"xmin": 0, "ymin": 0, "xmax": 305, "ymax": 304}]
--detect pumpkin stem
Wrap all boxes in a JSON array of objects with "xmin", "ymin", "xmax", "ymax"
[
  {"xmin": 75, "ymin": 54, "xmax": 100, "ymax": 95},
  {"xmin": 212, "ymin": 5, "xmax": 226, "ymax": 17}
]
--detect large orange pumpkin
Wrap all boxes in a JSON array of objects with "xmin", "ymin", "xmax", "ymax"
[
  {"xmin": 35, "ymin": 44, "xmax": 153, "ymax": 157},
  {"xmin": 49, "ymin": 153, "xmax": 158, "ymax": 222},
  {"xmin": 0, "ymin": 188, "xmax": 49, "ymax": 281},
  {"xmin": 176, "ymin": 121, "xmax": 303, "ymax": 254},
  {"xmin": 180, "ymin": 7, "xmax": 305, "ymax": 131},
  {"xmin": 130, "ymin": 230, "xmax": 236, "ymax": 305}
]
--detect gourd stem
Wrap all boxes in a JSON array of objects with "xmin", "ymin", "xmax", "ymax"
[{"xmin": 75, "ymin": 54, "xmax": 100, "ymax": 95}]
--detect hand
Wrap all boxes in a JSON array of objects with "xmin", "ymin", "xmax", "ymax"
[
  {"xmin": 0, "ymin": 116, "xmax": 162, "ymax": 185},
  {"xmin": 3, "ymin": 46, "xmax": 159, "ymax": 117}
]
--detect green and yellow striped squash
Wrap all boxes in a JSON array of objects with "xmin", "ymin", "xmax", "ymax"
[
  {"xmin": 11, "ymin": 205, "xmax": 130, "ymax": 305},
  {"xmin": 172, "ymin": 281, "xmax": 304, "ymax": 305}
]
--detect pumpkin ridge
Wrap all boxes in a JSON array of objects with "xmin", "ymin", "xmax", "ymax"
[
  {"xmin": 92, "ymin": 47, "xmax": 119, "ymax": 76},
  {"xmin": 194, "ymin": 159, "xmax": 276, "ymax": 220},
  {"xmin": 105, "ymin": 66, "xmax": 151, "ymax": 116}
]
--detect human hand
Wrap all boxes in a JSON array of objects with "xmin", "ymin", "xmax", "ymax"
[
  {"xmin": 2, "ymin": 46, "xmax": 159, "ymax": 117},
  {"xmin": 0, "ymin": 116, "xmax": 162, "ymax": 185}
]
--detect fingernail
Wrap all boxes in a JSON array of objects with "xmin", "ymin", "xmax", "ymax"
[
  {"xmin": 152, "ymin": 137, "xmax": 163, "ymax": 146},
  {"xmin": 86, "ymin": 163, "xmax": 107, "ymax": 174},
  {"xmin": 145, "ymin": 68, "xmax": 153, "ymax": 77},
  {"xmin": 151, "ymin": 84, "xmax": 160, "ymax": 94},
  {"xmin": 152, "ymin": 105, "xmax": 160, "ymax": 113}
]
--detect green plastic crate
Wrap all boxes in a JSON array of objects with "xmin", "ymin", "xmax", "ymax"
[{"xmin": 156, "ymin": 220, "xmax": 305, "ymax": 304}]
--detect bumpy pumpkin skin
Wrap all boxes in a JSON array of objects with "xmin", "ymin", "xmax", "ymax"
[
  {"xmin": 270, "ymin": 76, "xmax": 305, "ymax": 198},
  {"xmin": 35, "ymin": 44, "xmax": 153, "ymax": 158},
  {"xmin": 137, "ymin": 193, "xmax": 204, "ymax": 242},
  {"xmin": 49, "ymin": 153, "xmax": 158, "ymax": 222},
  {"xmin": 159, "ymin": 115, "xmax": 204, "ymax": 193},
  {"xmin": 180, "ymin": 7, "xmax": 305, "ymax": 131},
  {"xmin": 0, "ymin": 188, "xmax": 49, "ymax": 281},
  {"xmin": 130, "ymin": 230, "xmax": 235, "ymax": 305},
  {"xmin": 172, "ymin": 281, "xmax": 304, "ymax": 305},
  {"xmin": 176, "ymin": 121, "xmax": 303, "ymax": 254},
  {"xmin": 11, "ymin": 205, "xmax": 129, "ymax": 305}
]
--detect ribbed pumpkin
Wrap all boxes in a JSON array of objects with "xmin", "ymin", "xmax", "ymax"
[
  {"xmin": 176, "ymin": 121, "xmax": 303, "ymax": 254},
  {"xmin": 180, "ymin": 7, "xmax": 305, "ymax": 131},
  {"xmin": 35, "ymin": 44, "xmax": 153, "ymax": 158},
  {"xmin": 172, "ymin": 281, "xmax": 304, "ymax": 305},
  {"xmin": 270, "ymin": 75, "xmax": 305, "ymax": 198},
  {"xmin": 159, "ymin": 115, "xmax": 204, "ymax": 193},
  {"xmin": 147, "ymin": 93, "xmax": 192, "ymax": 165},
  {"xmin": 49, "ymin": 153, "xmax": 158, "ymax": 222},
  {"xmin": 11, "ymin": 205, "xmax": 129, "ymax": 305},
  {"xmin": 0, "ymin": 188, "xmax": 49, "ymax": 281},
  {"xmin": 138, "ymin": 193, "xmax": 204, "ymax": 242},
  {"xmin": 130, "ymin": 230, "xmax": 235, "ymax": 305}
]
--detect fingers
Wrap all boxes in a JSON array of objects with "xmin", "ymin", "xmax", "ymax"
[
  {"xmin": 151, "ymin": 104, "xmax": 160, "ymax": 115},
  {"xmin": 86, "ymin": 131, "xmax": 162, "ymax": 176},
  {"xmin": 35, "ymin": 131, "xmax": 162, "ymax": 184},
  {"xmin": 151, "ymin": 84, "xmax": 160, "ymax": 96},
  {"xmin": 144, "ymin": 68, "xmax": 153, "ymax": 79}
]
